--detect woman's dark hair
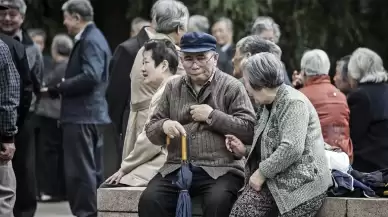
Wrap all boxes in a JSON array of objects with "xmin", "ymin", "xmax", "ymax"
[
  {"xmin": 338, "ymin": 55, "xmax": 351, "ymax": 81},
  {"xmin": 143, "ymin": 39, "xmax": 179, "ymax": 74}
]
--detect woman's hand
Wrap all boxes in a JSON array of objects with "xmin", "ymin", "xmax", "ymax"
[
  {"xmin": 225, "ymin": 134, "xmax": 246, "ymax": 159},
  {"xmin": 249, "ymin": 169, "xmax": 266, "ymax": 191},
  {"xmin": 105, "ymin": 170, "xmax": 125, "ymax": 185}
]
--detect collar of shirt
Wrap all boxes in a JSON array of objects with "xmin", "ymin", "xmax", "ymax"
[
  {"xmin": 185, "ymin": 68, "xmax": 216, "ymax": 94},
  {"xmin": 221, "ymin": 43, "xmax": 231, "ymax": 52},
  {"xmin": 14, "ymin": 30, "xmax": 23, "ymax": 42},
  {"xmin": 74, "ymin": 22, "xmax": 93, "ymax": 41}
]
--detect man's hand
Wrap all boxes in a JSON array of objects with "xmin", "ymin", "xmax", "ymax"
[
  {"xmin": 40, "ymin": 86, "xmax": 60, "ymax": 99},
  {"xmin": 225, "ymin": 134, "xmax": 247, "ymax": 159},
  {"xmin": 163, "ymin": 120, "xmax": 186, "ymax": 139},
  {"xmin": 0, "ymin": 143, "xmax": 16, "ymax": 161},
  {"xmin": 190, "ymin": 104, "xmax": 214, "ymax": 122}
]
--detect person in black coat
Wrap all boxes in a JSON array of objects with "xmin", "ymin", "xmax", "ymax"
[
  {"xmin": 347, "ymin": 47, "xmax": 388, "ymax": 173},
  {"xmin": 106, "ymin": 26, "xmax": 150, "ymax": 168},
  {"xmin": 0, "ymin": 33, "xmax": 33, "ymax": 129}
]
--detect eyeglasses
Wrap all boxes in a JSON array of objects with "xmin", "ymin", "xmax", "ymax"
[
  {"xmin": 180, "ymin": 53, "xmax": 216, "ymax": 68},
  {"xmin": 0, "ymin": 9, "xmax": 20, "ymax": 18}
]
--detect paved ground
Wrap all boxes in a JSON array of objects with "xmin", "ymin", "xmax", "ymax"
[{"xmin": 36, "ymin": 202, "xmax": 72, "ymax": 217}]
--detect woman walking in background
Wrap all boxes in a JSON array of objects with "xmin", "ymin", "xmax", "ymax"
[{"xmin": 35, "ymin": 34, "xmax": 73, "ymax": 202}]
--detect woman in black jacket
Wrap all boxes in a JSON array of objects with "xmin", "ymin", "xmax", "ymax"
[{"xmin": 347, "ymin": 47, "xmax": 388, "ymax": 173}]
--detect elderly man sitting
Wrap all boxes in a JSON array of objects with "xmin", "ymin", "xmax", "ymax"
[{"xmin": 139, "ymin": 32, "xmax": 256, "ymax": 217}]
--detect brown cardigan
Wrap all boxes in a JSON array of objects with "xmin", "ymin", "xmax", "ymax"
[{"xmin": 145, "ymin": 69, "xmax": 256, "ymax": 179}]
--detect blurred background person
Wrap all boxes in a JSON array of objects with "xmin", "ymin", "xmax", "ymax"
[
  {"xmin": 212, "ymin": 17, "xmax": 234, "ymax": 74},
  {"xmin": 347, "ymin": 48, "xmax": 388, "ymax": 173},
  {"xmin": 35, "ymin": 34, "xmax": 73, "ymax": 202},
  {"xmin": 27, "ymin": 28, "xmax": 54, "ymax": 72},
  {"xmin": 251, "ymin": 16, "xmax": 281, "ymax": 44},
  {"xmin": 334, "ymin": 55, "xmax": 352, "ymax": 95},
  {"xmin": 188, "ymin": 14, "xmax": 209, "ymax": 32}
]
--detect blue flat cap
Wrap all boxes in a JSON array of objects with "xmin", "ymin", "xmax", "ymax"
[{"xmin": 180, "ymin": 32, "xmax": 217, "ymax": 53}]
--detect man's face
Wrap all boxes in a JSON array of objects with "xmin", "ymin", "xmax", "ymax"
[
  {"xmin": 0, "ymin": 8, "xmax": 23, "ymax": 35},
  {"xmin": 334, "ymin": 62, "xmax": 351, "ymax": 93},
  {"xmin": 63, "ymin": 11, "xmax": 79, "ymax": 36},
  {"xmin": 211, "ymin": 21, "xmax": 230, "ymax": 46},
  {"xmin": 259, "ymin": 29, "xmax": 275, "ymax": 43},
  {"xmin": 32, "ymin": 35, "xmax": 45, "ymax": 53},
  {"xmin": 232, "ymin": 48, "xmax": 245, "ymax": 78},
  {"xmin": 181, "ymin": 51, "xmax": 218, "ymax": 85}
]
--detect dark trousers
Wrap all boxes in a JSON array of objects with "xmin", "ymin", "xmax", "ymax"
[
  {"xmin": 37, "ymin": 116, "xmax": 65, "ymax": 197},
  {"xmin": 13, "ymin": 113, "xmax": 38, "ymax": 217},
  {"xmin": 138, "ymin": 167, "xmax": 243, "ymax": 217},
  {"xmin": 62, "ymin": 123, "xmax": 104, "ymax": 217}
]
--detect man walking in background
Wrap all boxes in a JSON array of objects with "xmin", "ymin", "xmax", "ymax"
[
  {"xmin": 0, "ymin": 38, "xmax": 20, "ymax": 217},
  {"xmin": 42, "ymin": 0, "xmax": 111, "ymax": 216}
]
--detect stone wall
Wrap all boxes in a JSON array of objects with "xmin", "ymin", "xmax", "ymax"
[{"xmin": 98, "ymin": 187, "xmax": 388, "ymax": 217}]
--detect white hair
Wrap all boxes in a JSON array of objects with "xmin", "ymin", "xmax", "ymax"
[
  {"xmin": 188, "ymin": 15, "xmax": 209, "ymax": 32},
  {"xmin": 237, "ymin": 35, "xmax": 282, "ymax": 59},
  {"xmin": 301, "ymin": 49, "xmax": 330, "ymax": 76},
  {"xmin": 150, "ymin": 0, "xmax": 189, "ymax": 34},
  {"xmin": 348, "ymin": 48, "xmax": 388, "ymax": 83},
  {"xmin": 241, "ymin": 52, "xmax": 285, "ymax": 89},
  {"xmin": 0, "ymin": 0, "xmax": 27, "ymax": 14},
  {"xmin": 62, "ymin": 0, "xmax": 94, "ymax": 21},
  {"xmin": 51, "ymin": 34, "xmax": 74, "ymax": 56},
  {"xmin": 251, "ymin": 16, "xmax": 281, "ymax": 43}
]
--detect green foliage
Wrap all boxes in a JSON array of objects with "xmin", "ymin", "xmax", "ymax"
[{"xmin": 24, "ymin": 0, "xmax": 388, "ymax": 75}]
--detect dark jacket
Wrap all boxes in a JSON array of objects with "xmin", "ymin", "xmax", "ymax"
[
  {"xmin": 19, "ymin": 31, "xmax": 44, "ymax": 111},
  {"xmin": 35, "ymin": 60, "xmax": 67, "ymax": 119},
  {"xmin": 0, "ymin": 33, "xmax": 35, "ymax": 128},
  {"xmin": 106, "ymin": 27, "xmax": 149, "ymax": 137},
  {"xmin": 348, "ymin": 82, "xmax": 388, "ymax": 172},
  {"xmin": 57, "ymin": 23, "xmax": 111, "ymax": 124},
  {"xmin": 216, "ymin": 44, "xmax": 235, "ymax": 75}
]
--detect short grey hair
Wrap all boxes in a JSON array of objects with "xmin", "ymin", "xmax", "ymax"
[
  {"xmin": 214, "ymin": 17, "xmax": 233, "ymax": 32},
  {"xmin": 51, "ymin": 34, "xmax": 74, "ymax": 56},
  {"xmin": 0, "ymin": 0, "xmax": 27, "ymax": 14},
  {"xmin": 27, "ymin": 28, "xmax": 46, "ymax": 40},
  {"xmin": 300, "ymin": 49, "xmax": 331, "ymax": 76},
  {"xmin": 241, "ymin": 52, "xmax": 285, "ymax": 89},
  {"xmin": 62, "ymin": 0, "xmax": 94, "ymax": 21},
  {"xmin": 348, "ymin": 47, "xmax": 388, "ymax": 83},
  {"xmin": 237, "ymin": 35, "xmax": 282, "ymax": 59},
  {"xmin": 188, "ymin": 15, "xmax": 209, "ymax": 32},
  {"xmin": 251, "ymin": 16, "xmax": 281, "ymax": 43},
  {"xmin": 151, "ymin": 0, "xmax": 189, "ymax": 34}
]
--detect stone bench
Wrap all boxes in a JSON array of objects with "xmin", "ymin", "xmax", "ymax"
[{"xmin": 97, "ymin": 187, "xmax": 388, "ymax": 217}]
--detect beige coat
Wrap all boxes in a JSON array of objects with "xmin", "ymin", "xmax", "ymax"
[
  {"xmin": 122, "ymin": 33, "xmax": 185, "ymax": 159},
  {"xmin": 119, "ymin": 75, "xmax": 180, "ymax": 186}
]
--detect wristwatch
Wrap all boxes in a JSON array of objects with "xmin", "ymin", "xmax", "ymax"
[{"xmin": 206, "ymin": 109, "xmax": 215, "ymax": 125}]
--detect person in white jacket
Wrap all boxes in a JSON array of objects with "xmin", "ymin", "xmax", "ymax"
[{"xmin": 103, "ymin": 39, "xmax": 182, "ymax": 187}]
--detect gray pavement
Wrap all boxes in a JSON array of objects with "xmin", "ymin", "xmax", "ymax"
[{"xmin": 35, "ymin": 202, "xmax": 72, "ymax": 217}]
